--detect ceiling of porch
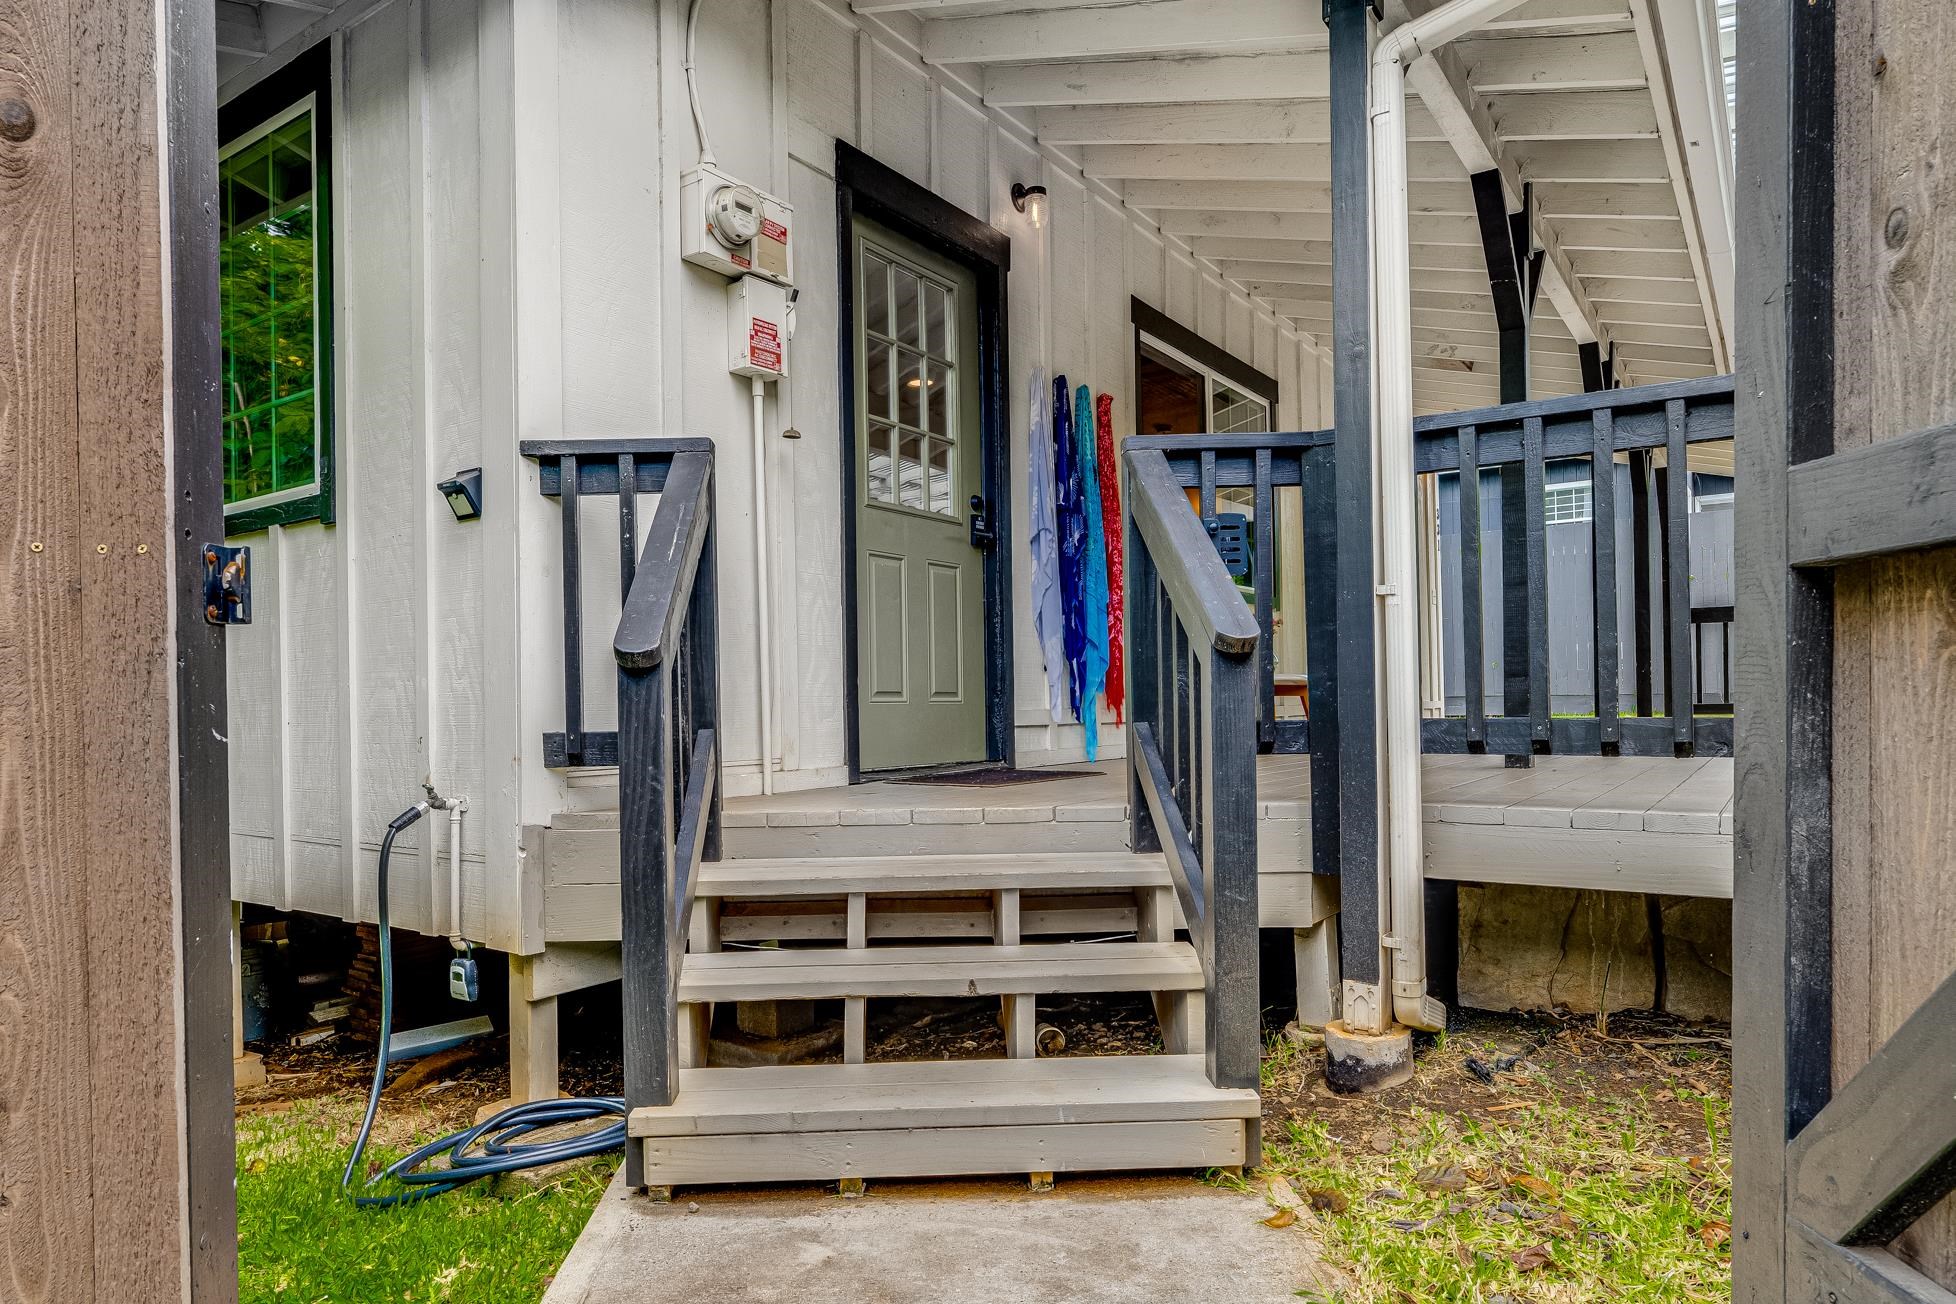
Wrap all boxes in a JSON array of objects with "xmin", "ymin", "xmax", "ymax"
[{"xmin": 856, "ymin": 0, "xmax": 1735, "ymax": 418}]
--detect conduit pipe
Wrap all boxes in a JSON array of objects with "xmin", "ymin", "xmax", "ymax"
[
  {"xmin": 751, "ymin": 376, "xmax": 776, "ymax": 795},
  {"xmin": 1369, "ymin": 0, "xmax": 1533, "ymax": 1034}
]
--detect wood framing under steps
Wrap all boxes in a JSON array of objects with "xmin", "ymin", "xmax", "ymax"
[{"xmin": 628, "ymin": 1055, "xmax": 1259, "ymax": 1189}]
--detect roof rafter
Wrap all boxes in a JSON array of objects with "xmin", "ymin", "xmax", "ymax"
[
  {"xmin": 983, "ymin": 52, "xmax": 1326, "ymax": 106},
  {"xmin": 1389, "ymin": 3, "xmax": 1611, "ymax": 354}
]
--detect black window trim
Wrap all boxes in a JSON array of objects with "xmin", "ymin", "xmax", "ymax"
[{"xmin": 218, "ymin": 42, "xmax": 335, "ymax": 534}]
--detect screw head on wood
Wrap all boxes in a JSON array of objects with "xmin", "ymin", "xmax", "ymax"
[{"xmin": 0, "ymin": 99, "xmax": 34, "ymax": 142}]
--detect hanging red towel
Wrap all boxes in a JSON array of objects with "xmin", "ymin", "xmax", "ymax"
[{"xmin": 1094, "ymin": 393, "xmax": 1125, "ymax": 724}]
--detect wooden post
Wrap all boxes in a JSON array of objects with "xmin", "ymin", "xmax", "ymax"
[
  {"xmin": 0, "ymin": 0, "xmax": 235, "ymax": 1289},
  {"xmin": 1326, "ymin": 0, "xmax": 1388, "ymax": 1037}
]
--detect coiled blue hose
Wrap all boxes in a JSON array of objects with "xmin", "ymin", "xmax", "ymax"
[{"xmin": 342, "ymin": 801, "xmax": 626, "ymax": 1209}]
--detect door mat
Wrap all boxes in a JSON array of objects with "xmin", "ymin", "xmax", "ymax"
[{"xmin": 889, "ymin": 766, "xmax": 1102, "ymax": 788}]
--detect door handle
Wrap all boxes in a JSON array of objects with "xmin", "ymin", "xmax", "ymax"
[{"xmin": 968, "ymin": 494, "xmax": 996, "ymax": 550}]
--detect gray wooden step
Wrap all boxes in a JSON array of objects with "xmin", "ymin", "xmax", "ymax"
[
  {"xmin": 693, "ymin": 851, "xmax": 1171, "ymax": 899},
  {"xmin": 628, "ymin": 1054, "xmax": 1257, "ymax": 1187},
  {"xmin": 677, "ymin": 940, "xmax": 1202, "ymax": 1004}
]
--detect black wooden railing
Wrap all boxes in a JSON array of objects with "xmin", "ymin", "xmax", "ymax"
[
  {"xmin": 1128, "ymin": 433, "xmax": 1333, "ymax": 757},
  {"xmin": 1123, "ymin": 447, "xmax": 1262, "ymax": 1092},
  {"xmin": 1414, "ymin": 376, "xmax": 1736, "ymax": 757},
  {"xmin": 522, "ymin": 439, "xmax": 721, "ymax": 1188}
]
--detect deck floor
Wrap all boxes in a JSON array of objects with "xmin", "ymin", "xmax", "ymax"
[{"xmin": 726, "ymin": 753, "xmax": 1733, "ymax": 900}]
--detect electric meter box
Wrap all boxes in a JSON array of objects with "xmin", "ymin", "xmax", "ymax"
[
  {"xmin": 728, "ymin": 276, "xmax": 790, "ymax": 379},
  {"xmin": 681, "ymin": 164, "xmax": 795, "ymax": 287}
]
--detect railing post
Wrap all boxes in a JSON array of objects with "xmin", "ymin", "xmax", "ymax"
[
  {"xmin": 561, "ymin": 454, "xmax": 584, "ymax": 765},
  {"xmin": 1201, "ymin": 645, "xmax": 1261, "ymax": 1091},
  {"xmin": 617, "ymin": 660, "xmax": 675, "ymax": 1189},
  {"xmin": 1126, "ymin": 480, "xmax": 1161, "ymax": 856},
  {"xmin": 689, "ymin": 510, "xmax": 723, "ymax": 863}
]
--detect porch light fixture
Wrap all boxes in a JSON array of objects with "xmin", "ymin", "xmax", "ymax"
[
  {"xmin": 438, "ymin": 467, "xmax": 483, "ymax": 521},
  {"xmin": 1011, "ymin": 182, "xmax": 1048, "ymax": 229}
]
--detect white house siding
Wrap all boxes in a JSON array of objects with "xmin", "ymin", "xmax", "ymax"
[
  {"xmin": 221, "ymin": 0, "xmax": 524, "ymax": 950},
  {"xmin": 223, "ymin": 0, "xmax": 1334, "ymax": 954}
]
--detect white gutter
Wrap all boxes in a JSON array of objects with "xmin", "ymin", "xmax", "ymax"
[{"xmin": 1369, "ymin": 0, "xmax": 1533, "ymax": 1035}]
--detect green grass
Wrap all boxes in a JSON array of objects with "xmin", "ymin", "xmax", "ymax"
[
  {"xmin": 1243, "ymin": 1036, "xmax": 1732, "ymax": 1304},
  {"xmin": 237, "ymin": 1101, "xmax": 615, "ymax": 1303}
]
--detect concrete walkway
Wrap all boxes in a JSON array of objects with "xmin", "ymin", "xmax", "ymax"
[{"xmin": 543, "ymin": 1171, "xmax": 1334, "ymax": 1304}]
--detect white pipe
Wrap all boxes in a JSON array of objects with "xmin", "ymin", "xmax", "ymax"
[
  {"xmin": 1370, "ymin": 0, "xmax": 1534, "ymax": 1034},
  {"xmin": 751, "ymin": 376, "xmax": 776, "ymax": 796},
  {"xmin": 684, "ymin": 0, "xmax": 716, "ymax": 167},
  {"xmin": 446, "ymin": 798, "xmax": 468, "ymax": 949}
]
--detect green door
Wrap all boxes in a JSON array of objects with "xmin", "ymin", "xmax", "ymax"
[{"xmin": 853, "ymin": 218, "xmax": 988, "ymax": 773}]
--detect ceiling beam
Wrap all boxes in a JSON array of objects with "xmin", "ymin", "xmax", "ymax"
[
  {"xmin": 1084, "ymin": 141, "xmax": 1468, "ymax": 183},
  {"xmin": 1511, "ymin": 139, "xmax": 1672, "ymax": 184},
  {"xmin": 1037, "ymin": 99, "xmax": 1446, "ymax": 145},
  {"xmin": 1129, "ymin": 181, "xmax": 1337, "ymax": 212},
  {"xmin": 215, "ymin": 0, "xmax": 265, "ymax": 55},
  {"xmin": 983, "ymin": 52, "xmax": 1325, "ymax": 106},
  {"xmin": 1456, "ymin": 31, "xmax": 1648, "ymax": 92},
  {"xmin": 921, "ymin": 0, "xmax": 1325, "ymax": 66},
  {"xmin": 1488, "ymin": 88, "xmax": 1658, "ymax": 139},
  {"xmin": 1183, "ymin": 236, "xmax": 1491, "ymax": 271},
  {"xmin": 1551, "ymin": 215, "xmax": 1687, "ymax": 249},
  {"xmin": 1466, "ymin": 0, "xmax": 1633, "ymax": 37},
  {"xmin": 1156, "ymin": 207, "xmax": 1483, "ymax": 246},
  {"xmin": 1582, "ymin": 276, "xmax": 1703, "ymax": 306},
  {"xmin": 1530, "ymin": 181, "xmax": 1680, "ymax": 220},
  {"xmin": 1215, "ymin": 262, "xmax": 1495, "ymax": 295},
  {"xmin": 1385, "ymin": 5, "xmax": 1618, "ymax": 354}
]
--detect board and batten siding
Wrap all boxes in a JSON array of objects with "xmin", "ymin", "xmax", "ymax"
[
  {"xmin": 219, "ymin": 0, "xmax": 1332, "ymax": 954},
  {"xmin": 220, "ymin": 0, "xmax": 524, "ymax": 949}
]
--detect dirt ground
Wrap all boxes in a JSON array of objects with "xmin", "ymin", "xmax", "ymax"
[{"xmin": 239, "ymin": 994, "xmax": 1729, "ymax": 1165}]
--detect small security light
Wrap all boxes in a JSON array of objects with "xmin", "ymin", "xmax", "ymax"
[
  {"xmin": 438, "ymin": 467, "xmax": 483, "ymax": 521},
  {"xmin": 1011, "ymin": 182, "xmax": 1048, "ymax": 229}
]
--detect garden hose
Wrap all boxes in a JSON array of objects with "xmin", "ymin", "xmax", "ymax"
[{"xmin": 342, "ymin": 800, "xmax": 627, "ymax": 1209}]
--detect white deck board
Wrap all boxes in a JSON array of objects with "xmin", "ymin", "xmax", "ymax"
[{"xmin": 696, "ymin": 851, "xmax": 1171, "ymax": 897}]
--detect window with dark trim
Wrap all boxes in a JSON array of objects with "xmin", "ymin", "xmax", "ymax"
[{"xmin": 219, "ymin": 46, "xmax": 335, "ymax": 533}]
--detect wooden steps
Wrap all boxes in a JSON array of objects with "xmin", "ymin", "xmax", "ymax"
[
  {"xmin": 678, "ymin": 940, "xmax": 1202, "ymax": 1003},
  {"xmin": 694, "ymin": 851, "xmax": 1171, "ymax": 897},
  {"xmin": 629, "ymin": 1055, "xmax": 1259, "ymax": 1188}
]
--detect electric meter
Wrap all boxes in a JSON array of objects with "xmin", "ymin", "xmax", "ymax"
[
  {"xmin": 707, "ymin": 183, "xmax": 763, "ymax": 249},
  {"xmin": 680, "ymin": 164, "xmax": 795, "ymax": 286}
]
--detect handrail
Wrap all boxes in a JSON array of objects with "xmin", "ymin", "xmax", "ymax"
[
  {"xmin": 615, "ymin": 451, "xmax": 714, "ymax": 670},
  {"xmin": 1126, "ymin": 451, "xmax": 1262, "ymax": 655},
  {"xmin": 523, "ymin": 437, "xmax": 721, "ymax": 1194},
  {"xmin": 1123, "ymin": 447, "xmax": 1261, "ymax": 1093}
]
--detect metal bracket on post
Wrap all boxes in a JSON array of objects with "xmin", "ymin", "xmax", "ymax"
[{"xmin": 200, "ymin": 544, "xmax": 250, "ymax": 625}]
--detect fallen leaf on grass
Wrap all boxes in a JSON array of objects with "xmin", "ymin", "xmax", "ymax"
[
  {"xmin": 1699, "ymin": 1219, "xmax": 1732, "ymax": 1251},
  {"xmin": 1261, "ymin": 1206, "xmax": 1298, "ymax": 1229},
  {"xmin": 1513, "ymin": 1243, "xmax": 1555, "ymax": 1272},
  {"xmin": 1506, "ymin": 1173, "xmax": 1558, "ymax": 1200},
  {"xmin": 1307, "ymin": 1187, "xmax": 1349, "ymax": 1214},
  {"xmin": 1415, "ymin": 1164, "xmax": 1470, "ymax": 1192},
  {"xmin": 1485, "ymin": 1101, "xmax": 1537, "ymax": 1114},
  {"xmin": 1368, "ymin": 1129, "xmax": 1397, "ymax": 1154}
]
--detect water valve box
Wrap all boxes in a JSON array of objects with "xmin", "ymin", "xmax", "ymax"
[
  {"xmin": 681, "ymin": 164, "xmax": 794, "ymax": 287},
  {"xmin": 728, "ymin": 276, "xmax": 790, "ymax": 379}
]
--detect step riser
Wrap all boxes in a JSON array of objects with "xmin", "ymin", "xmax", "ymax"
[{"xmin": 637, "ymin": 1119, "xmax": 1251, "ymax": 1186}]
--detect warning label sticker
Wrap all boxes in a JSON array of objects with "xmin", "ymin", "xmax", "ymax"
[
  {"xmin": 760, "ymin": 219, "xmax": 789, "ymax": 244},
  {"xmin": 748, "ymin": 318, "xmax": 783, "ymax": 372}
]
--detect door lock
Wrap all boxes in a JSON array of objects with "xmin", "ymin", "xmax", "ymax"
[{"xmin": 968, "ymin": 494, "xmax": 996, "ymax": 550}]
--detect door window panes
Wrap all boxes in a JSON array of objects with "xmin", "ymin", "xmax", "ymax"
[{"xmin": 861, "ymin": 243, "xmax": 961, "ymax": 517}]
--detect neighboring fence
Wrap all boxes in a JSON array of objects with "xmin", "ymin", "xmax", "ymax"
[
  {"xmin": 522, "ymin": 439, "xmax": 723, "ymax": 1189},
  {"xmin": 1122, "ymin": 447, "xmax": 1263, "ymax": 1091},
  {"xmin": 1436, "ymin": 467, "xmax": 1735, "ymax": 715},
  {"xmin": 1414, "ymin": 376, "xmax": 1737, "ymax": 757}
]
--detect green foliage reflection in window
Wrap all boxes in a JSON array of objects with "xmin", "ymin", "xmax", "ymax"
[{"xmin": 220, "ymin": 72, "xmax": 332, "ymax": 530}]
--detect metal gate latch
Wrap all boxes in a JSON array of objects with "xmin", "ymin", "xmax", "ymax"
[{"xmin": 201, "ymin": 544, "xmax": 251, "ymax": 625}]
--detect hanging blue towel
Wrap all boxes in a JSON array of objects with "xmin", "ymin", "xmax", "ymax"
[
  {"xmin": 1075, "ymin": 384, "xmax": 1110, "ymax": 761},
  {"xmin": 1027, "ymin": 369, "xmax": 1066, "ymax": 722},
  {"xmin": 1055, "ymin": 375, "xmax": 1088, "ymax": 721}
]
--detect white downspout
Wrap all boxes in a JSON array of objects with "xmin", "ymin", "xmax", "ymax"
[
  {"xmin": 1369, "ymin": 0, "xmax": 1533, "ymax": 1034},
  {"xmin": 751, "ymin": 376, "xmax": 776, "ymax": 795}
]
